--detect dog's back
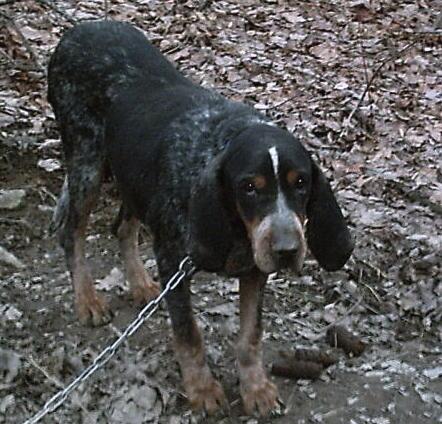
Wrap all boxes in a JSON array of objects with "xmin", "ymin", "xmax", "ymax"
[
  {"xmin": 48, "ymin": 21, "xmax": 211, "ymax": 226},
  {"xmin": 48, "ymin": 21, "xmax": 189, "ymax": 117}
]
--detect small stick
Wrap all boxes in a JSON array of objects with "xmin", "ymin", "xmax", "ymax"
[
  {"xmin": 27, "ymin": 356, "xmax": 93, "ymax": 416},
  {"xmin": 6, "ymin": 19, "xmax": 44, "ymax": 71},
  {"xmin": 279, "ymin": 348, "xmax": 338, "ymax": 368},
  {"xmin": 337, "ymin": 39, "xmax": 419, "ymax": 141},
  {"xmin": 319, "ymin": 296, "xmax": 364, "ymax": 335},
  {"xmin": 359, "ymin": 32, "xmax": 369, "ymax": 86},
  {"xmin": 36, "ymin": 0, "xmax": 76, "ymax": 25},
  {"xmin": 0, "ymin": 0, "xmax": 19, "ymax": 5},
  {"xmin": 326, "ymin": 325, "xmax": 366, "ymax": 357},
  {"xmin": 104, "ymin": 0, "xmax": 109, "ymax": 20},
  {"xmin": 354, "ymin": 257, "xmax": 388, "ymax": 279},
  {"xmin": 0, "ymin": 217, "xmax": 33, "ymax": 231},
  {"xmin": 262, "ymin": 95, "xmax": 298, "ymax": 111},
  {"xmin": 27, "ymin": 356, "xmax": 64, "ymax": 389},
  {"xmin": 361, "ymin": 281, "xmax": 382, "ymax": 303},
  {"xmin": 271, "ymin": 360, "xmax": 323, "ymax": 380}
]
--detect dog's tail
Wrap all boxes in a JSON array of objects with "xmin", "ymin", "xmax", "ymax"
[{"xmin": 49, "ymin": 176, "xmax": 69, "ymax": 236}]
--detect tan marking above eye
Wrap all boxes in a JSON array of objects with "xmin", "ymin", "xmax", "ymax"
[
  {"xmin": 286, "ymin": 170, "xmax": 299, "ymax": 185},
  {"xmin": 252, "ymin": 175, "xmax": 267, "ymax": 190}
]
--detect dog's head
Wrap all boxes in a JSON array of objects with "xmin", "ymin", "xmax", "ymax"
[{"xmin": 189, "ymin": 124, "xmax": 353, "ymax": 274}]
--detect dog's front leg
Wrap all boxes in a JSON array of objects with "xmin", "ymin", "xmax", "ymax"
[
  {"xmin": 237, "ymin": 268, "xmax": 278, "ymax": 415},
  {"xmin": 157, "ymin": 251, "xmax": 227, "ymax": 414}
]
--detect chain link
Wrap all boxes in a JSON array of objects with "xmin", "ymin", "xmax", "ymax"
[{"xmin": 23, "ymin": 256, "xmax": 196, "ymax": 424}]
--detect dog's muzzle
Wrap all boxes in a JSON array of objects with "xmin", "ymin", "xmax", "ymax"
[{"xmin": 250, "ymin": 211, "xmax": 306, "ymax": 274}]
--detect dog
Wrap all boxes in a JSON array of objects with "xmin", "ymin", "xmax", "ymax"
[{"xmin": 48, "ymin": 21, "xmax": 353, "ymax": 416}]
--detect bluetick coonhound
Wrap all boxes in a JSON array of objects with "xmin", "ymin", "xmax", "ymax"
[{"xmin": 48, "ymin": 21, "xmax": 353, "ymax": 416}]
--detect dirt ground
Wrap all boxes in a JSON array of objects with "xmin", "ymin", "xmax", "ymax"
[{"xmin": 0, "ymin": 1, "xmax": 441, "ymax": 423}]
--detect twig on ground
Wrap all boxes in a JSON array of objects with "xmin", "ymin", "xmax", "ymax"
[
  {"xmin": 4, "ymin": 17, "xmax": 44, "ymax": 72},
  {"xmin": 27, "ymin": 356, "xmax": 64, "ymax": 389},
  {"xmin": 358, "ymin": 30, "xmax": 369, "ymax": 87},
  {"xmin": 36, "ymin": 186, "xmax": 58, "ymax": 204},
  {"xmin": 271, "ymin": 360, "xmax": 323, "ymax": 380},
  {"xmin": 262, "ymin": 95, "xmax": 298, "ymax": 111},
  {"xmin": 361, "ymin": 281, "xmax": 382, "ymax": 303},
  {"xmin": 27, "ymin": 356, "xmax": 92, "ymax": 415},
  {"xmin": 0, "ymin": 45, "xmax": 14, "ymax": 64},
  {"xmin": 219, "ymin": 85, "xmax": 247, "ymax": 95},
  {"xmin": 354, "ymin": 257, "xmax": 388, "ymax": 279},
  {"xmin": 0, "ymin": 217, "xmax": 33, "ymax": 231},
  {"xmin": 36, "ymin": 0, "xmax": 76, "ymax": 25},
  {"xmin": 0, "ymin": 0, "xmax": 19, "ymax": 6},
  {"xmin": 326, "ymin": 325, "xmax": 366, "ymax": 356},
  {"xmin": 315, "ymin": 296, "xmax": 364, "ymax": 340},
  {"xmin": 337, "ymin": 39, "xmax": 420, "ymax": 141},
  {"xmin": 104, "ymin": 0, "xmax": 109, "ymax": 20}
]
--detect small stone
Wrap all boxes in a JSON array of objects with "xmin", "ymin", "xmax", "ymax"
[
  {"xmin": 145, "ymin": 259, "xmax": 157, "ymax": 268},
  {"xmin": 0, "ymin": 394, "xmax": 15, "ymax": 413},
  {"xmin": 0, "ymin": 245, "xmax": 25, "ymax": 269},
  {"xmin": 96, "ymin": 267, "xmax": 125, "ymax": 291},
  {"xmin": 335, "ymin": 81, "xmax": 349, "ymax": 90},
  {"xmin": 372, "ymin": 418, "xmax": 390, "ymax": 424},
  {"xmin": 37, "ymin": 158, "xmax": 62, "ymax": 172},
  {"xmin": 169, "ymin": 416, "xmax": 181, "ymax": 424},
  {"xmin": 0, "ymin": 189, "xmax": 26, "ymax": 210},
  {"xmin": 4, "ymin": 305, "xmax": 23, "ymax": 321},
  {"xmin": 347, "ymin": 396, "xmax": 359, "ymax": 406},
  {"xmin": 0, "ymin": 348, "xmax": 21, "ymax": 383},
  {"xmin": 37, "ymin": 139, "xmax": 60, "ymax": 150},
  {"xmin": 423, "ymin": 366, "xmax": 442, "ymax": 380}
]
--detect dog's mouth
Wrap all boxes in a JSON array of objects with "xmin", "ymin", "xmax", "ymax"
[{"xmin": 253, "ymin": 246, "xmax": 305, "ymax": 275}]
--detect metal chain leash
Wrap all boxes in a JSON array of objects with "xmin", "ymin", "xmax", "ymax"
[{"xmin": 23, "ymin": 256, "xmax": 196, "ymax": 424}]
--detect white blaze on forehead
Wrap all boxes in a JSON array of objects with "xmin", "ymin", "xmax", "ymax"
[
  {"xmin": 268, "ymin": 146, "xmax": 279, "ymax": 177},
  {"xmin": 276, "ymin": 191, "xmax": 287, "ymax": 214}
]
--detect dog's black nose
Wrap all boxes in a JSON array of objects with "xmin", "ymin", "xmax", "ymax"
[{"xmin": 275, "ymin": 248, "xmax": 297, "ymax": 268}]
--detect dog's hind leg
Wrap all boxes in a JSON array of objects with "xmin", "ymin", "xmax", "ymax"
[
  {"xmin": 114, "ymin": 206, "xmax": 160, "ymax": 305},
  {"xmin": 57, "ymin": 114, "xmax": 112, "ymax": 327}
]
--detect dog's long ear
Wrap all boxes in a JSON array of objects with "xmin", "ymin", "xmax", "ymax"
[
  {"xmin": 188, "ymin": 154, "xmax": 234, "ymax": 272},
  {"xmin": 306, "ymin": 161, "xmax": 354, "ymax": 271}
]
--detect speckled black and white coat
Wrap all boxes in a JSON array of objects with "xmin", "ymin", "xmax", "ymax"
[
  {"xmin": 49, "ymin": 21, "xmax": 268, "ymax": 270},
  {"xmin": 48, "ymin": 21, "xmax": 353, "ymax": 416}
]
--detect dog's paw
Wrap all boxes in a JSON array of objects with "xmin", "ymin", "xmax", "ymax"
[
  {"xmin": 185, "ymin": 372, "xmax": 227, "ymax": 415},
  {"xmin": 76, "ymin": 291, "xmax": 112, "ymax": 327},
  {"xmin": 240, "ymin": 368, "xmax": 279, "ymax": 416},
  {"xmin": 131, "ymin": 279, "xmax": 160, "ymax": 306}
]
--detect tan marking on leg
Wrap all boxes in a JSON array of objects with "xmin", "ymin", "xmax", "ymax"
[
  {"xmin": 70, "ymin": 229, "xmax": 111, "ymax": 326},
  {"xmin": 174, "ymin": 319, "xmax": 227, "ymax": 414},
  {"xmin": 237, "ymin": 269, "xmax": 278, "ymax": 416},
  {"xmin": 117, "ymin": 216, "xmax": 160, "ymax": 305}
]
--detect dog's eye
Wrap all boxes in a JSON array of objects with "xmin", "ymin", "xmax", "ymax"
[
  {"xmin": 241, "ymin": 181, "xmax": 257, "ymax": 196},
  {"xmin": 294, "ymin": 176, "xmax": 306, "ymax": 190}
]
